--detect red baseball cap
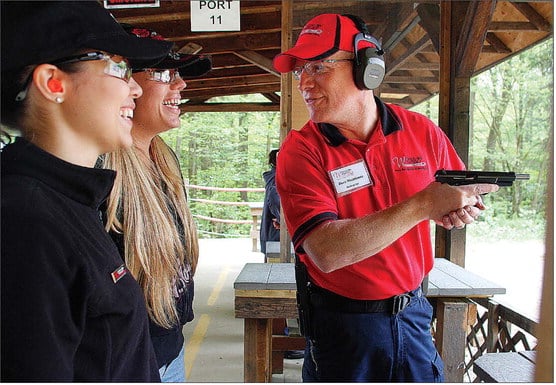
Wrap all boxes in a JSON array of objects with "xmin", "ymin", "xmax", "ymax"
[{"xmin": 273, "ymin": 14, "xmax": 376, "ymax": 73}]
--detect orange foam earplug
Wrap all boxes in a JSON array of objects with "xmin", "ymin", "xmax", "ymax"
[{"xmin": 47, "ymin": 78, "xmax": 63, "ymax": 93}]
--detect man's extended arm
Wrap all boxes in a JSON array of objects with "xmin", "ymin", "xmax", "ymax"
[{"xmin": 302, "ymin": 182, "xmax": 498, "ymax": 273}]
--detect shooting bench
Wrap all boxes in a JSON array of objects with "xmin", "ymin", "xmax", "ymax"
[
  {"xmin": 473, "ymin": 351, "xmax": 536, "ymax": 382},
  {"xmin": 234, "ymin": 259, "xmax": 506, "ymax": 382}
]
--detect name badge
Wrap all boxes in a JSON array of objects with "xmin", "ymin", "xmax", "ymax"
[{"xmin": 329, "ymin": 160, "xmax": 372, "ymax": 196}]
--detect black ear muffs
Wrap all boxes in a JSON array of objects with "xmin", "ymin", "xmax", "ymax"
[
  {"xmin": 344, "ymin": 14, "xmax": 385, "ymax": 90},
  {"xmin": 353, "ymin": 33, "xmax": 385, "ymax": 90}
]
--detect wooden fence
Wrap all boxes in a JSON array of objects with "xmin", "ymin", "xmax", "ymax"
[
  {"xmin": 186, "ymin": 184, "xmax": 264, "ymax": 251},
  {"xmin": 463, "ymin": 298, "xmax": 538, "ymax": 381}
]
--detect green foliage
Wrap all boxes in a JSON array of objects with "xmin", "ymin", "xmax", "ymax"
[
  {"xmin": 161, "ymin": 94, "xmax": 279, "ymax": 237},
  {"xmin": 412, "ymin": 38, "xmax": 552, "ymax": 241}
]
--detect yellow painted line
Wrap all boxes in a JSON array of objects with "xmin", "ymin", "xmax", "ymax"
[
  {"xmin": 185, "ymin": 313, "xmax": 210, "ymax": 380},
  {"xmin": 207, "ymin": 267, "xmax": 229, "ymax": 306}
]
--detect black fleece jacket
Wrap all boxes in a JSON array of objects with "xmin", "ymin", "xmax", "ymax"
[{"xmin": 1, "ymin": 138, "xmax": 160, "ymax": 382}]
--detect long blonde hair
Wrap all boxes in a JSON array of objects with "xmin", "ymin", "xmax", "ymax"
[{"xmin": 103, "ymin": 136, "xmax": 199, "ymax": 328}]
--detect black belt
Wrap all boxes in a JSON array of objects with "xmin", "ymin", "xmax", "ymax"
[{"xmin": 308, "ymin": 284, "xmax": 422, "ymax": 315}]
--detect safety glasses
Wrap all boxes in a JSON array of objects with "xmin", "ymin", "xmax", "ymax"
[
  {"xmin": 15, "ymin": 51, "xmax": 133, "ymax": 101},
  {"xmin": 143, "ymin": 68, "xmax": 181, "ymax": 84},
  {"xmin": 52, "ymin": 51, "xmax": 133, "ymax": 82},
  {"xmin": 292, "ymin": 59, "xmax": 353, "ymax": 80}
]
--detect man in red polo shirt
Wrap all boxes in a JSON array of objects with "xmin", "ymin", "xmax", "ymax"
[{"xmin": 273, "ymin": 13, "xmax": 499, "ymax": 382}]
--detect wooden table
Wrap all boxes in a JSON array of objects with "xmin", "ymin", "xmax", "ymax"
[
  {"xmin": 473, "ymin": 351, "xmax": 536, "ymax": 382},
  {"xmin": 234, "ymin": 259, "xmax": 506, "ymax": 382}
]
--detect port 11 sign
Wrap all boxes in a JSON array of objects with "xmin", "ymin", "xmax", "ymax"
[{"xmin": 190, "ymin": 0, "xmax": 240, "ymax": 31}]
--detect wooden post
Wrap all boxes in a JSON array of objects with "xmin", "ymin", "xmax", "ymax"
[
  {"xmin": 279, "ymin": 0, "xmax": 293, "ymax": 263},
  {"xmin": 436, "ymin": 0, "xmax": 496, "ymax": 266},
  {"xmin": 487, "ymin": 299, "xmax": 500, "ymax": 353},
  {"xmin": 536, "ymin": 125, "xmax": 554, "ymax": 381},
  {"xmin": 436, "ymin": 2, "xmax": 466, "ymax": 266},
  {"xmin": 435, "ymin": 298, "xmax": 476, "ymax": 382},
  {"xmin": 244, "ymin": 318, "xmax": 272, "ymax": 382}
]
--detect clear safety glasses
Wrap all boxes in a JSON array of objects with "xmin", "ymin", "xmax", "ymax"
[
  {"xmin": 143, "ymin": 68, "xmax": 182, "ymax": 84},
  {"xmin": 292, "ymin": 59, "xmax": 354, "ymax": 80},
  {"xmin": 15, "ymin": 51, "xmax": 133, "ymax": 101},
  {"xmin": 52, "ymin": 51, "xmax": 133, "ymax": 81}
]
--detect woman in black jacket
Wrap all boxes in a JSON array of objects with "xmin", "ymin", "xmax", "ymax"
[{"xmin": 1, "ymin": 2, "xmax": 172, "ymax": 381}]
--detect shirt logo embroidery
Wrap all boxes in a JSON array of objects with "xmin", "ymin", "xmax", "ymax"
[
  {"xmin": 111, "ymin": 264, "xmax": 128, "ymax": 283},
  {"xmin": 392, "ymin": 156, "xmax": 427, "ymax": 171}
]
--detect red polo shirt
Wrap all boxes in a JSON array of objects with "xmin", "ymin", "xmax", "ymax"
[{"xmin": 276, "ymin": 98, "xmax": 465, "ymax": 300}]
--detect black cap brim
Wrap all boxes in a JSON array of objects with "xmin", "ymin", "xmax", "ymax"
[
  {"xmin": 91, "ymin": 36, "xmax": 173, "ymax": 70},
  {"xmin": 154, "ymin": 53, "xmax": 212, "ymax": 77}
]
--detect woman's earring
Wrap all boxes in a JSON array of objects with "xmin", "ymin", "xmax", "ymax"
[{"xmin": 55, "ymin": 97, "xmax": 63, "ymax": 104}]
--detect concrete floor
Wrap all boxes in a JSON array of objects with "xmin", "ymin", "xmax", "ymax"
[{"xmin": 183, "ymin": 238, "xmax": 303, "ymax": 383}]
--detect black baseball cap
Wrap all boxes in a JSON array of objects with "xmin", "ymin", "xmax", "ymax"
[
  {"xmin": 123, "ymin": 25, "xmax": 212, "ymax": 77},
  {"xmin": 1, "ymin": 1, "xmax": 173, "ymax": 72}
]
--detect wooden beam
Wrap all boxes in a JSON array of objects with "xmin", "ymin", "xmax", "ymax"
[
  {"xmin": 386, "ymin": 35, "xmax": 432, "ymax": 76},
  {"xmin": 380, "ymin": 85, "xmax": 432, "ymax": 96},
  {"xmin": 386, "ymin": 76, "xmax": 438, "ymax": 84},
  {"xmin": 488, "ymin": 21, "xmax": 545, "ymax": 32},
  {"xmin": 182, "ymin": 83, "xmax": 279, "ymax": 100},
  {"xmin": 396, "ymin": 61, "xmax": 440, "ymax": 71},
  {"xmin": 184, "ymin": 74, "xmax": 279, "ymax": 92},
  {"xmin": 181, "ymin": 103, "xmax": 279, "ymax": 113},
  {"xmin": 262, "ymin": 93, "xmax": 280, "ymax": 104},
  {"xmin": 455, "ymin": 0, "xmax": 497, "ymax": 78},
  {"xmin": 378, "ymin": 3, "xmax": 416, "ymax": 51},
  {"xmin": 416, "ymin": 3, "xmax": 441, "ymax": 53},
  {"xmin": 512, "ymin": 2, "xmax": 552, "ymax": 32},
  {"xmin": 485, "ymin": 32, "xmax": 512, "ymax": 54},
  {"xmin": 234, "ymin": 50, "xmax": 280, "ymax": 77}
]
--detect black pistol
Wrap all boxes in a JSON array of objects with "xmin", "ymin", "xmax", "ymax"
[{"xmin": 435, "ymin": 170, "xmax": 530, "ymax": 187}]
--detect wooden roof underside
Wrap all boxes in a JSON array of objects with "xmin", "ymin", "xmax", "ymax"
[{"xmin": 112, "ymin": 1, "xmax": 553, "ymax": 112}]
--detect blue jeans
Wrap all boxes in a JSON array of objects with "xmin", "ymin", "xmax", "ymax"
[
  {"xmin": 159, "ymin": 346, "xmax": 185, "ymax": 382},
  {"xmin": 302, "ymin": 292, "xmax": 444, "ymax": 382}
]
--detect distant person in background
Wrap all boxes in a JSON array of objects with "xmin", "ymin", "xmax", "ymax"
[
  {"xmin": 259, "ymin": 149, "xmax": 305, "ymax": 360},
  {"xmin": 260, "ymin": 149, "xmax": 281, "ymax": 254},
  {"xmin": 1, "ymin": 1, "xmax": 172, "ymax": 381},
  {"xmin": 101, "ymin": 26, "xmax": 211, "ymax": 382}
]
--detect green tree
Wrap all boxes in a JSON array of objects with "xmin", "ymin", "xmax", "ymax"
[
  {"xmin": 471, "ymin": 39, "xmax": 552, "ymax": 220},
  {"xmin": 161, "ymin": 94, "xmax": 280, "ymax": 237}
]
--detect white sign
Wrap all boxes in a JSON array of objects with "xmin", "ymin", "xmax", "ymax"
[
  {"xmin": 190, "ymin": 0, "xmax": 240, "ymax": 32},
  {"xmin": 104, "ymin": 0, "xmax": 159, "ymax": 9}
]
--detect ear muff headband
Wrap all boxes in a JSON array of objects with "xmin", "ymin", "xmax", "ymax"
[{"xmin": 343, "ymin": 14, "xmax": 385, "ymax": 90}]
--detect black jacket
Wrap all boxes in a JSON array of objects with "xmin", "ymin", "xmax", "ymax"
[
  {"xmin": 109, "ymin": 230, "xmax": 194, "ymax": 368},
  {"xmin": 1, "ymin": 138, "xmax": 160, "ymax": 382},
  {"xmin": 260, "ymin": 167, "xmax": 280, "ymax": 253}
]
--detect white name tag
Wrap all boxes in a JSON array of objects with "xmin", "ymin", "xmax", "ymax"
[{"xmin": 329, "ymin": 160, "xmax": 372, "ymax": 196}]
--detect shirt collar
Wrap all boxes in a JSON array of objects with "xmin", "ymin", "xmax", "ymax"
[{"xmin": 318, "ymin": 96, "xmax": 403, "ymax": 147}]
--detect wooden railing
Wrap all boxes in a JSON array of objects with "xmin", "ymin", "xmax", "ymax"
[
  {"xmin": 185, "ymin": 184, "xmax": 264, "ymax": 251},
  {"xmin": 463, "ymin": 298, "xmax": 538, "ymax": 382}
]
